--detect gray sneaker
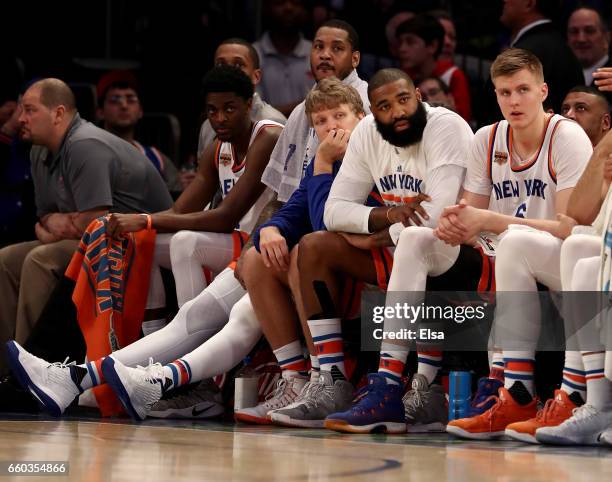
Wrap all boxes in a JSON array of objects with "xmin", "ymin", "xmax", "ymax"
[
  {"xmin": 148, "ymin": 378, "xmax": 224, "ymax": 419},
  {"xmin": 403, "ymin": 373, "xmax": 448, "ymax": 433},
  {"xmin": 270, "ymin": 369, "xmax": 353, "ymax": 428}
]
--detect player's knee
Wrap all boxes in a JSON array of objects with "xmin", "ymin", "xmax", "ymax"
[
  {"xmin": 229, "ymin": 295, "xmax": 260, "ymax": 338},
  {"xmin": 561, "ymin": 234, "xmax": 593, "ymax": 263},
  {"xmin": 496, "ymin": 229, "xmax": 532, "ymax": 269},
  {"xmin": 287, "ymin": 247, "xmax": 300, "ymax": 293},
  {"xmin": 241, "ymin": 247, "xmax": 264, "ymax": 285},
  {"xmin": 169, "ymin": 230, "xmax": 199, "ymax": 261},
  {"xmin": 298, "ymin": 231, "xmax": 340, "ymax": 267},
  {"xmin": 397, "ymin": 226, "xmax": 435, "ymax": 254}
]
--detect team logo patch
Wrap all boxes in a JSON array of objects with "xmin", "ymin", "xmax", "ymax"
[
  {"xmin": 219, "ymin": 153, "xmax": 232, "ymax": 166},
  {"xmin": 494, "ymin": 151, "xmax": 508, "ymax": 165}
]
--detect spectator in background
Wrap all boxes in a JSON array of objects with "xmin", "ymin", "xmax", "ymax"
[
  {"xmin": 385, "ymin": 10, "xmax": 415, "ymax": 59},
  {"xmin": 500, "ymin": 0, "xmax": 584, "ymax": 114},
  {"xmin": 97, "ymin": 71, "xmax": 182, "ymax": 194},
  {"xmin": 254, "ymin": 0, "xmax": 314, "ymax": 117},
  {"xmin": 396, "ymin": 14, "xmax": 472, "ymax": 121},
  {"xmin": 0, "ymin": 98, "xmax": 36, "ymax": 246},
  {"xmin": 0, "ymin": 99, "xmax": 17, "ymax": 130},
  {"xmin": 567, "ymin": 7, "xmax": 611, "ymax": 89},
  {"xmin": 418, "ymin": 76, "xmax": 456, "ymax": 112},
  {"xmin": 356, "ymin": 9, "xmax": 412, "ymax": 81},
  {"xmin": 198, "ymin": 38, "xmax": 286, "ymax": 158},
  {"xmin": 429, "ymin": 9, "xmax": 457, "ymax": 63},
  {"xmin": 561, "ymin": 85, "xmax": 611, "ymax": 146}
]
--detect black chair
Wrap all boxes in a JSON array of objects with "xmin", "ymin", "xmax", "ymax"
[
  {"xmin": 68, "ymin": 82, "xmax": 98, "ymax": 123},
  {"xmin": 136, "ymin": 112, "xmax": 181, "ymax": 164}
]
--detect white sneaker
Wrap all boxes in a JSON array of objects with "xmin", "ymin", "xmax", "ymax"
[
  {"xmin": 599, "ymin": 425, "xmax": 612, "ymax": 446},
  {"xmin": 101, "ymin": 357, "xmax": 165, "ymax": 421},
  {"xmin": 6, "ymin": 340, "xmax": 80, "ymax": 416},
  {"xmin": 148, "ymin": 379, "xmax": 224, "ymax": 419},
  {"xmin": 535, "ymin": 404, "xmax": 612, "ymax": 446},
  {"xmin": 234, "ymin": 375, "xmax": 307, "ymax": 424}
]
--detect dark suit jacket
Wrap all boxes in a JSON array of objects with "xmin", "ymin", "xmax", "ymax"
[
  {"xmin": 516, "ymin": 22, "xmax": 585, "ymax": 111},
  {"xmin": 478, "ymin": 22, "xmax": 585, "ymax": 126}
]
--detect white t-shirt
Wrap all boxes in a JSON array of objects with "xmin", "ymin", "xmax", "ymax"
[{"xmin": 324, "ymin": 104, "xmax": 474, "ymax": 239}]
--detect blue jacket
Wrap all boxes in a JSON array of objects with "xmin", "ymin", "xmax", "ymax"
[{"xmin": 253, "ymin": 158, "xmax": 382, "ymax": 252}]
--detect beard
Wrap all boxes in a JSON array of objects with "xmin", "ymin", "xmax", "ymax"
[{"xmin": 375, "ymin": 101, "xmax": 428, "ymax": 148}]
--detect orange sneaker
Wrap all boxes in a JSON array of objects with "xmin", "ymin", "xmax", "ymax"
[
  {"xmin": 446, "ymin": 387, "xmax": 537, "ymax": 440},
  {"xmin": 505, "ymin": 389, "xmax": 578, "ymax": 444}
]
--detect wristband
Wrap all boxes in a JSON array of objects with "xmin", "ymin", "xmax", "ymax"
[
  {"xmin": 140, "ymin": 213, "xmax": 153, "ymax": 230},
  {"xmin": 386, "ymin": 206, "xmax": 395, "ymax": 224}
]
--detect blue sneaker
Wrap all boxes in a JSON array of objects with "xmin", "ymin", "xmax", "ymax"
[
  {"xmin": 324, "ymin": 373, "xmax": 407, "ymax": 434},
  {"xmin": 468, "ymin": 377, "xmax": 503, "ymax": 417}
]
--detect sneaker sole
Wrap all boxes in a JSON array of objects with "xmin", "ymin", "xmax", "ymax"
[
  {"xmin": 101, "ymin": 357, "xmax": 144, "ymax": 422},
  {"xmin": 270, "ymin": 412, "xmax": 324, "ymax": 428},
  {"xmin": 234, "ymin": 412, "xmax": 273, "ymax": 425},
  {"xmin": 598, "ymin": 433, "xmax": 612, "ymax": 446},
  {"xmin": 505, "ymin": 428, "xmax": 538, "ymax": 444},
  {"xmin": 6, "ymin": 341, "xmax": 63, "ymax": 417},
  {"xmin": 149, "ymin": 404, "xmax": 224, "ymax": 419},
  {"xmin": 324, "ymin": 419, "xmax": 407, "ymax": 434},
  {"xmin": 406, "ymin": 422, "xmax": 447, "ymax": 433},
  {"xmin": 446, "ymin": 424, "xmax": 505, "ymax": 440},
  {"xmin": 535, "ymin": 432, "xmax": 600, "ymax": 446}
]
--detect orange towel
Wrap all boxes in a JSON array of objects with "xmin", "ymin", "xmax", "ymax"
[{"xmin": 65, "ymin": 217, "xmax": 156, "ymax": 416}]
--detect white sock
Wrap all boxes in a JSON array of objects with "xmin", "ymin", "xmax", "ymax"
[
  {"xmin": 583, "ymin": 351, "xmax": 612, "ymax": 410},
  {"xmin": 308, "ymin": 318, "xmax": 346, "ymax": 377},
  {"xmin": 273, "ymin": 340, "xmax": 307, "ymax": 379},
  {"xmin": 560, "ymin": 351, "xmax": 586, "ymax": 402}
]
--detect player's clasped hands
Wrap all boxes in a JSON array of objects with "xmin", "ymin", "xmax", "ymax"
[
  {"xmin": 434, "ymin": 199, "xmax": 483, "ymax": 246},
  {"xmin": 387, "ymin": 192, "xmax": 431, "ymax": 226},
  {"xmin": 258, "ymin": 226, "xmax": 290, "ymax": 272},
  {"xmin": 107, "ymin": 213, "xmax": 148, "ymax": 239}
]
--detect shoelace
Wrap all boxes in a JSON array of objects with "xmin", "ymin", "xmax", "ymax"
[
  {"xmin": 264, "ymin": 379, "xmax": 296, "ymax": 408},
  {"xmin": 314, "ymin": 383, "xmax": 335, "ymax": 409},
  {"xmin": 484, "ymin": 395, "xmax": 505, "ymax": 421},
  {"xmin": 403, "ymin": 387, "xmax": 424, "ymax": 413},
  {"xmin": 44, "ymin": 358, "xmax": 75, "ymax": 383},
  {"xmin": 304, "ymin": 383, "xmax": 325, "ymax": 408},
  {"xmin": 567, "ymin": 404, "xmax": 598, "ymax": 425},
  {"xmin": 135, "ymin": 358, "xmax": 164, "ymax": 384},
  {"xmin": 351, "ymin": 384, "xmax": 371, "ymax": 405},
  {"xmin": 535, "ymin": 397, "xmax": 560, "ymax": 422},
  {"xmin": 47, "ymin": 357, "xmax": 74, "ymax": 369}
]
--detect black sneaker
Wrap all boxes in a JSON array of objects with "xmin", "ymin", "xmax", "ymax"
[{"xmin": 0, "ymin": 374, "xmax": 40, "ymax": 413}]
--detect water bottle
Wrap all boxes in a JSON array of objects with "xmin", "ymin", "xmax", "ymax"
[
  {"xmin": 234, "ymin": 356, "xmax": 260, "ymax": 411},
  {"xmin": 449, "ymin": 371, "xmax": 472, "ymax": 421}
]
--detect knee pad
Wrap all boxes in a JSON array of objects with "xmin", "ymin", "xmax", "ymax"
[{"xmin": 169, "ymin": 230, "xmax": 199, "ymax": 262}]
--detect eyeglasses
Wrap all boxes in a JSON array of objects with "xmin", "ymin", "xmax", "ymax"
[
  {"xmin": 107, "ymin": 94, "xmax": 139, "ymax": 105},
  {"xmin": 421, "ymin": 87, "xmax": 442, "ymax": 100}
]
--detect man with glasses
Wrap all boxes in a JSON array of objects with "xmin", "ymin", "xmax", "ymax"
[{"xmin": 97, "ymin": 70, "xmax": 181, "ymax": 193}]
